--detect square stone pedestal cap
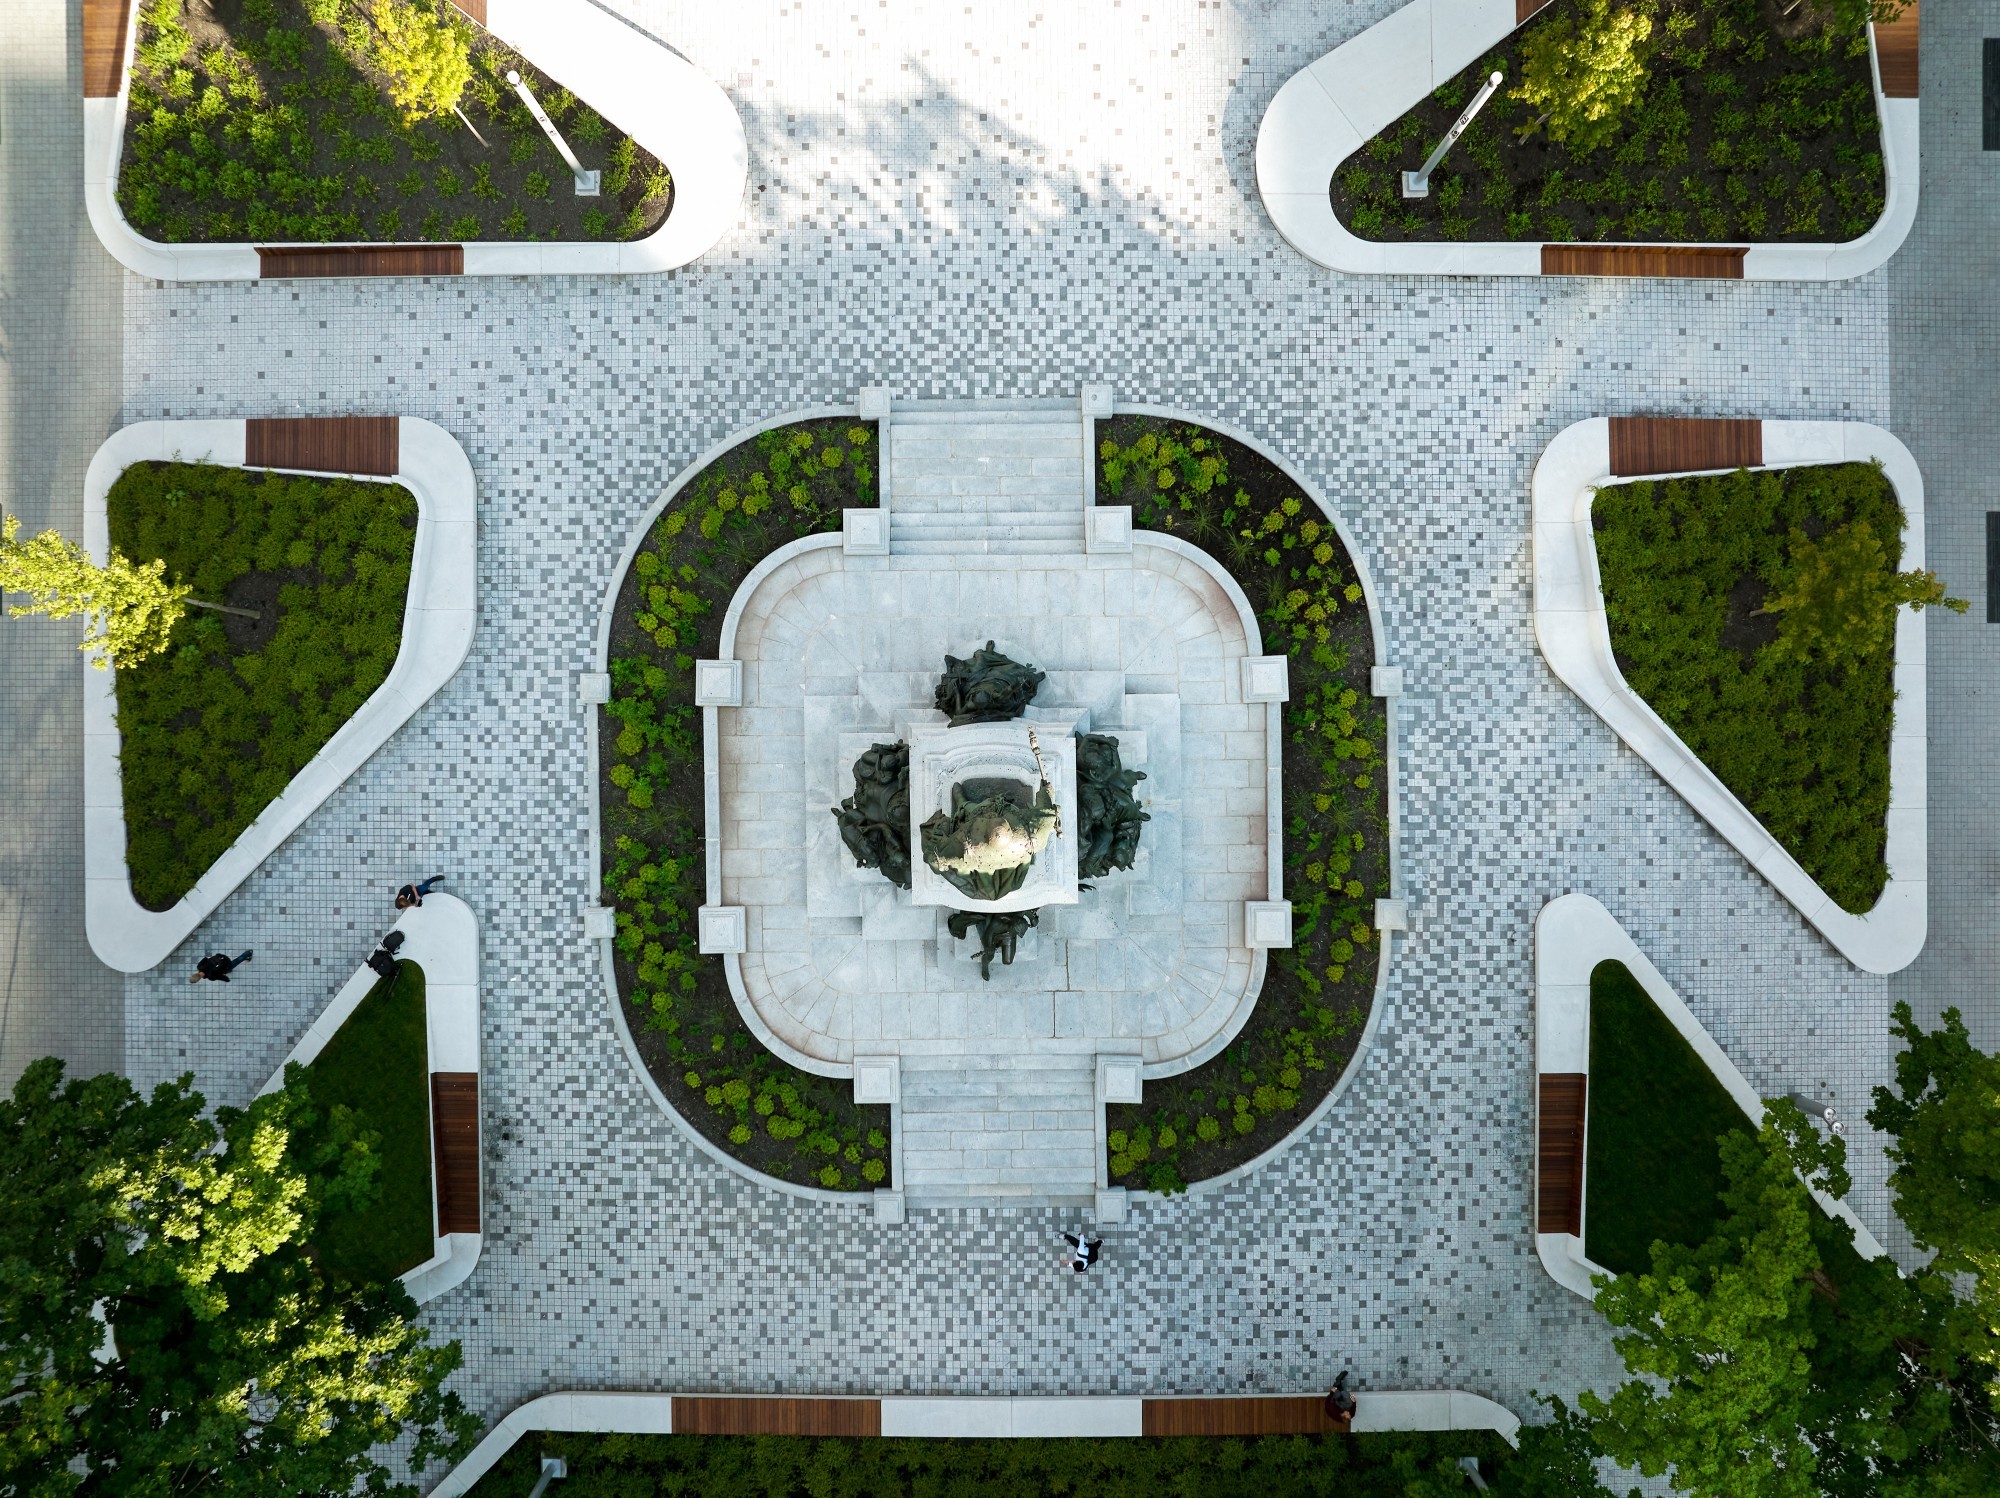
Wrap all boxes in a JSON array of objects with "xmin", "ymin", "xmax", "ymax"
[
  {"xmin": 857, "ymin": 385, "xmax": 892, "ymax": 421},
  {"xmin": 853, "ymin": 1054, "xmax": 901, "ymax": 1105},
  {"xmin": 873, "ymin": 1189, "xmax": 906, "ymax": 1224},
  {"xmin": 694, "ymin": 659, "xmax": 743, "ymax": 708},
  {"xmin": 582, "ymin": 905, "xmax": 617, "ymax": 940},
  {"xmin": 1245, "ymin": 899, "xmax": 1294, "ymax": 949},
  {"xmin": 1086, "ymin": 504, "xmax": 1133, "ymax": 555},
  {"xmin": 1081, "ymin": 384, "xmax": 1115, "ymax": 418},
  {"xmin": 697, "ymin": 904, "xmax": 747, "ymax": 954},
  {"xmin": 1375, "ymin": 897, "xmax": 1409, "ymax": 932},
  {"xmin": 577, "ymin": 671, "xmax": 611, "ymax": 704},
  {"xmin": 1371, "ymin": 664, "xmax": 1404, "ymax": 697},
  {"xmin": 1094, "ymin": 1187, "xmax": 1128, "ymax": 1224},
  {"xmin": 1242, "ymin": 655, "xmax": 1291, "ymax": 703},
  {"xmin": 843, "ymin": 507, "xmax": 888, "ymax": 556},
  {"xmin": 1097, "ymin": 1054, "xmax": 1143, "ymax": 1105}
]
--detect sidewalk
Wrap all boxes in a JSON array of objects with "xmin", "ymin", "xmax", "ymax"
[{"xmin": 0, "ymin": 0, "xmax": 126, "ymax": 1088}]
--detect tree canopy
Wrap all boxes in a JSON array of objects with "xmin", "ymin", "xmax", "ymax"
[
  {"xmin": 0, "ymin": 515, "xmax": 188, "ymax": 669},
  {"xmin": 366, "ymin": 0, "xmax": 475, "ymax": 126},
  {"xmin": 0, "ymin": 1058, "xmax": 476, "ymax": 1497},
  {"xmin": 1760, "ymin": 518, "xmax": 1967, "ymax": 667},
  {"xmin": 1510, "ymin": 0, "xmax": 1653, "ymax": 154}
]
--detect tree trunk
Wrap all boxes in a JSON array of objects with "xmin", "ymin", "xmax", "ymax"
[{"xmin": 185, "ymin": 598, "xmax": 260, "ymax": 622}]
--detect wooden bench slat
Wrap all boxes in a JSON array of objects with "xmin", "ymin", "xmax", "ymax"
[
  {"xmin": 258, "ymin": 245, "xmax": 465, "ymax": 279},
  {"xmin": 1537, "ymin": 1073, "xmax": 1586, "ymax": 1237},
  {"xmin": 1141, "ymin": 1397, "xmax": 1347, "ymax": 1437},
  {"xmin": 670, "ymin": 1398, "xmax": 882, "ymax": 1437},
  {"xmin": 1607, "ymin": 416, "xmax": 1763, "ymax": 477},
  {"xmin": 244, "ymin": 417, "xmax": 400, "ymax": 476},
  {"xmin": 1875, "ymin": 2, "xmax": 1918, "ymax": 98},
  {"xmin": 1541, "ymin": 245, "xmax": 1747, "ymax": 279},
  {"xmin": 83, "ymin": 0, "xmax": 135, "ymax": 98},
  {"xmin": 431, "ymin": 1072, "xmax": 481, "ymax": 1236},
  {"xmin": 447, "ymin": 0, "xmax": 488, "ymax": 22}
]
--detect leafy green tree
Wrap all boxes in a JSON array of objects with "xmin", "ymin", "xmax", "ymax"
[
  {"xmin": 0, "ymin": 515, "xmax": 189, "ymax": 669},
  {"xmin": 368, "ymin": 0, "xmax": 474, "ymax": 125},
  {"xmin": 1510, "ymin": 0, "xmax": 1653, "ymax": 153},
  {"xmin": 0, "ymin": 1058, "xmax": 477, "ymax": 1497},
  {"xmin": 1494, "ymin": 1394, "xmax": 1626, "ymax": 1497},
  {"xmin": 1760, "ymin": 518, "xmax": 1967, "ymax": 666}
]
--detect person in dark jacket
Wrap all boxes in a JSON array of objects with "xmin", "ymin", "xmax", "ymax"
[
  {"xmin": 189, "ymin": 951, "xmax": 252, "ymax": 983},
  {"xmin": 1057, "ymin": 1231, "xmax": 1103, "ymax": 1272},
  {"xmin": 394, "ymin": 874, "xmax": 447, "ymax": 910}
]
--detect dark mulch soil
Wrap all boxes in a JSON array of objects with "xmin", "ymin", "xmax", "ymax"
[
  {"xmin": 1096, "ymin": 417, "xmax": 1387, "ymax": 1190},
  {"xmin": 1329, "ymin": 0, "xmax": 1885, "ymax": 245},
  {"xmin": 121, "ymin": 0, "xmax": 672, "ymax": 244},
  {"xmin": 599, "ymin": 421, "xmax": 892, "ymax": 1191}
]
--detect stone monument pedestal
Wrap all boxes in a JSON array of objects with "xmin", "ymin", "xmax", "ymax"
[{"xmin": 907, "ymin": 718, "xmax": 1081, "ymax": 914}]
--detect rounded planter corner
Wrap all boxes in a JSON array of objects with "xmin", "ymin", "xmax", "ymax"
[
  {"xmin": 1530, "ymin": 418, "xmax": 1925, "ymax": 975},
  {"xmin": 1256, "ymin": 0, "xmax": 1917, "ymax": 282},
  {"xmin": 82, "ymin": 417, "xmax": 478, "ymax": 972},
  {"xmin": 85, "ymin": 0, "xmax": 747, "ymax": 282}
]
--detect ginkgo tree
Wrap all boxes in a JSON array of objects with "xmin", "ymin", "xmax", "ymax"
[{"xmin": 0, "ymin": 516, "xmax": 190, "ymax": 669}]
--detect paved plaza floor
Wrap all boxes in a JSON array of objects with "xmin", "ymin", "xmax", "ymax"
[{"xmin": 9, "ymin": 0, "xmax": 1992, "ymax": 1443}]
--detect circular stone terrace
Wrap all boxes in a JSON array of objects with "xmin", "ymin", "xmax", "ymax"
[{"xmin": 701, "ymin": 406, "xmax": 1285, "ymax": 1205}]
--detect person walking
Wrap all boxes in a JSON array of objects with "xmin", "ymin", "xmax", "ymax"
[
  {"xmin": 1324, "ymin": 1369, "xmax": 1357, "ymax": 1428},
  {"xmin": 189, "ymin": 950, "xmax": 253, "ymax": 984},
  {"xmin": 394, "ymin": 874, "xmax": 447, "ymax": 910},
  {"xmin": 1056, "ymin": 1230, "xmax": 1103, "ymax": 1273}
]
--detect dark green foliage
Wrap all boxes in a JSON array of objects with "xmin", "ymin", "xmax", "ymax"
[
  {"xmin": 118, "ymin": 0, "xmax": 670, "ymax": 244},
  {"xmin": 1096, "ymin": 419, "xmax": 1387, "ymax": 1190},
  {"xmin": 106, "ymin": 460, "xmax": 415, "ymax": 910},
  {"xmin": 603, "ymin": 421, "xmax": 890, "ymax": 1191},
  {"xmin": 307, "ymin": 963, "xmax": 433, "ymax": 1287},
  {"xmin": 466, "ymin": 1429, "xmax": 1519, "ymax": 1498},
  {"xmin": 1584, "ymin": 960, "xmax": 1754, "ymax": 1276},
  {"xmin": 1333, "ymin": 0, "xmax": 1886, "ymax": 245},
  {"xmin": 1594, "ymin": 461, "xmax": 1902, "ymax": 913}
]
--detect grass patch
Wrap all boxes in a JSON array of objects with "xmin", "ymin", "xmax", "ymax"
[
  {"xmin": 1096, "ymin": 418, "xmax": 1388, "ymax": 1191},
  {"xmin": 121, "ymin": 0, "xmax": 672, "ymax": 245},
  {"xmin": 466, "ymin": 1428, "xmax": 1519, "ymax": 1497},
  {"xmin": 1330, "ymin": 0, "xmax": 1885, "ymax": 245},
  {"xmin": 1593, "ymin": 460, "xmax": 1901, "ymax": 913},
  {"xmin": 106, "ymin": 460, "xmax": 415, "ymax": 910},
  {"xmin": 309, "ymin": 961, "xmax": 434, "ymax": 1285},
  {"xmin": 601, "ymin": 420, "xmax": 892, "ymax": 1191},
  {"xmin": 1584, "ymin": 958, "xmax": 1754, "ymax": 1276}
]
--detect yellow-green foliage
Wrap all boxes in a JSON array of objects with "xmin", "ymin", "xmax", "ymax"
[
  {"xmin": 107, "ymin": 461, "xmax": 415, "ymax": 910},
  {"xmin": 367, "ymin": 0, "xmax": 473, "ymax": 124},
  {"xmin": 1761, "ymin": 516, "xmax": 1965, "ymax": 666},
  {"xmin": 1594, "ymin": 461, "xmax": 1916, "ymax": 914},
  {"xmin": 1512, "ymin": 0, "xmax": 1653, "ymax": 153},
  {"xmin": 0, "ymin": 515, "xmax": 190, "ymax": 670}
]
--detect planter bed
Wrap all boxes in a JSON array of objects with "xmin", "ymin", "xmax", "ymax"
[
  {"xmin": 304, "ymin": 959, "xmax": 435, "ymax": 1286},
  {"xmin": 1594, "ymin": 457, "xmax": 1907, "ymax": 915},
  {"xmin": 1583, "ymin": 957, "xmax": 1752, "ymax": 1276},
  {"xmin": 1095, "ymin": 417, "xmax": 1389, "ymax": 1193},
  {"xmin": 1331, "ymin": 0, "xmax": 1886, "ymax": 249},
  {"xmin": 598, "ymin": 418, "xmax": 893, "ymax": 1194},
  {"xmin": 118, "ymin": 0, "xmax": 670, "ymax": 248},
  {"xmin": 108, "ymin": 458, "xmax": 416, "ymax": 911}
]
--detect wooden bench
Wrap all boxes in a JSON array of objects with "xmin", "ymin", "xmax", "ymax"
[
  {"xmin": 1537, "ymin": 1074, "xmax": 1586, "ymax": 1237},
  {"xmin": 431, "ymin": 1072, "xmax": 481, "ymax": 1236},
  {"xmin": 1875, "ymin": 1, "xmax": 1918, "ymax": 98},
  {"xmin": 1142, "ymin": 1396, "xmax": 1349, "ymax": 1436},
  {"xmin": 1541, "ymin": 245, "xmax": 1746, "ymax": 280},
  {"xmin": 258, "ymin": 245, "xmax": 465, "ymax": 279},
  {"xmin": 671, "ymin": 1397, "xmax": 882, "ymax": 1437},
  {"xmin": 1607, "ymin": 416, "xmax": 1763, "ymax": 477},
  {"xmin": 83, "ymin": 0, "xmax": 135, "ymax": 98},
  {"xmin": 245, "ymin": 416, "xmax": 400, "ymax": 477}
]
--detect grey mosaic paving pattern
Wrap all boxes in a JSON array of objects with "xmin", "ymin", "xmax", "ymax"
[{"xmin": 114, "ymin": 0, "xmax": 1910, "ymax": 1447}]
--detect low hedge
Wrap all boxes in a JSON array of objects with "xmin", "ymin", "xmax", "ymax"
[
  {"xmin": 106, "ymin": 460, "xmax": 415, "ymax": 910},
  {"xmin": 1584, "ymin": 959, "xmax": 1753, "ymax": 1276},
  {"xmin": 1097, "ymin": 419, "xmax": 1388, "ymax": 1191},
  {"xmin": 1593, "ymin": 460, "xmax": 1902, "ymax": 913},
  {"xmin": 601, "ymin": 420, "xmax": 892, "ymax": 1191},
  {"xmin": 306, "ymin": 961, "xmax": 435, "ymax": 1285}
]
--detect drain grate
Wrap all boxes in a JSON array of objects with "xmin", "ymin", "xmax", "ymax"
[{"xmin": 1987, "ymin": 40, "xmax": 2000, "ymax": 150}]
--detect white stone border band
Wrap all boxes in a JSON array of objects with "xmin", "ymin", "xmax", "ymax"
[
  {"xmin": 426, "ymin": 1387, "xmax": 1522, "ymax": 1495},
  {"xmin": 83, "ymin": 0, "xmax": 747, "ymax": 281},
  {"xmin": 1533, "ymin": 894, "xmax": 1885, "ymax": 1300},
  {"xmin": 1254, "ymin": 0, "xmax": 1916, "ymax": 281},
  {"xmin": 256, "ymin": 893, "xmax": 483, "ymax": 1305},
  {"xmin": 82, "ymin": 418, "xmax": 477, "ymax": 973},
  {"xmin": 1531, "ymin": 418, "xmax": 1925, "ymax": 974}
]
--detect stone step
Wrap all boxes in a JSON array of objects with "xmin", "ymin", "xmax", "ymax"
[
  {"xmin": 889, "ymin": 537, "xmax": 1082, "ymax": 556},
  {"xmin": 905, "ymin": 1187, "xmax": 1098, "ymax": 1212},
  {"xmin": 888, "ymin": 518, "xmax": 1083, "ymax": 541},
  {"xmin": 895, "ymin": 1054, "xmax": 1101, "ymax": 1205}
]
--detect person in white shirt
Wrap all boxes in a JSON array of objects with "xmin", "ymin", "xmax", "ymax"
[{"xmin": 1056, "ymin": 1230, "xmax": 1102, "ymax": 1272}]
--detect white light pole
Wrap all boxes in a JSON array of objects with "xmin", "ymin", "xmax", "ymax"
[
  {"xmin": 506, "ymin": 70, "xmax": 599, "ymax": 196},
  {"xmin": 1402, "ymin": 70, "xmax": 1505, "ymax": 199}
]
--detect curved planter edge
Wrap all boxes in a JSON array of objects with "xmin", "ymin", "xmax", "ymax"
[
  {"xmin": 1253, "ymin": 0, "xmax": 1916, "ymax": 282},
  {"xmin": 1529, "ymin": 416, "xmax": 1926, "ymax": 974},
  {"xmin": 256, "ymin": 892, "xmax": 484, "ymax": 1306},
  {"xmin": 82, "ymin": 0, "xmax": 747, "ymax": 282},
  {"xmin": 82, "ymin": 417, "xmax": 477, "ymax": 973},
  {"xmin": 1532, "ymin": 893, "xmax": 1887, "ymax": 1303}
]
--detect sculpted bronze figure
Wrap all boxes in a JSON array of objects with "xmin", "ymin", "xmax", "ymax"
[
  {"xmin": 934, "ymin": 641, "xmax": 1045, "ymax": 725},
  {"xmin": 830, "ymin": 741, "xmax": 912, "ymax": 889},
  {"xmin": 1074, "ymin": 732, "xmax": 1149, "ymax": 880},
  {"xmin": 918, "ymin": 781, "xmax": 1057, "ymax": 902},
  {"xmin": 946, "ymin": 908, "xmax": 1040, "ymax": 980}
]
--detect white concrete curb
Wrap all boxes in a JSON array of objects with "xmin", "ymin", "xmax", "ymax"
[
  {"xmin": 425, "ymin": 1387, "xmax": 1522, "ymax": 1495},
  {"xmin": 257, "ymin": 893, "xmax": 483, "ymax": 1306},
  {"xmin": 83, "ymin": 0, "xmax": 747, "ymax": 281},
  {"xmin": 1254, "ymin": 0, "xmax": 1916, "ymax": 281},
  {"xmin": 82, "ymin": 418, "xmax": 477, "ymax": 973},
  {"xmin": 1533, "ymin": 893, "xmax": 1886, "ymax": 1302},
  {"xmin": 1530, "ymin": 418, "xmax": 1926, "ymax": 974}
]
